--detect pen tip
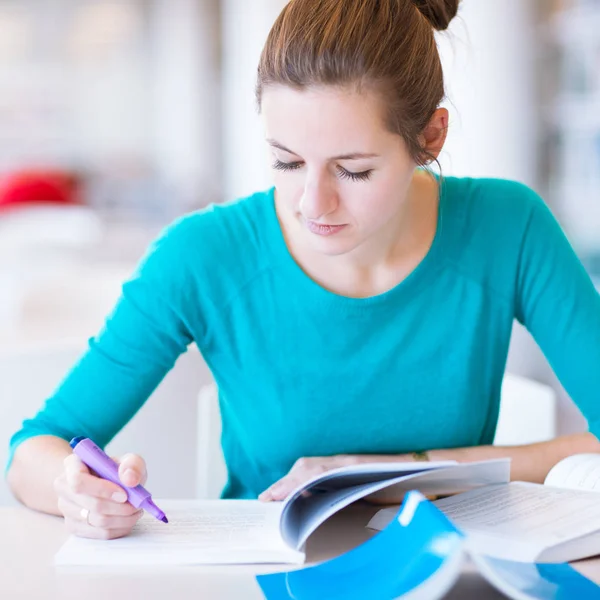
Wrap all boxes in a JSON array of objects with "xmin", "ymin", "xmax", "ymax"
[{"xmin": 161, "ymin": 516, "xmax": 168, "ymax": 523}]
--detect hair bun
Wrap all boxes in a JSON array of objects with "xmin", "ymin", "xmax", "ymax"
[{"xmin": 412, "ymin": 0, "xmax": 460, "ymax": 31}]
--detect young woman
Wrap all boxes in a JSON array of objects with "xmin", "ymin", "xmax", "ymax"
[{"xmin": 7, "ymin": 0, "xmax": 600, "ymax": 540}]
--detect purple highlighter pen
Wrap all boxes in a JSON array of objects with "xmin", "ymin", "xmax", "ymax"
[{"xmin": 69, "ymin": 436, "xmax": 168, "ymax": 523}]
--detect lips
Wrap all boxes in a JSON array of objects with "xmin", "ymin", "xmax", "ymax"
[{"xmin": 305, "ymin": 219, "xmax": 347, "ymax": 236}]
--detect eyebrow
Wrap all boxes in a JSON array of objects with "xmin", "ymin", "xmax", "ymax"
[{"xmin": 267, "ymin": 139, "xmax": 379, "ymax": 161}]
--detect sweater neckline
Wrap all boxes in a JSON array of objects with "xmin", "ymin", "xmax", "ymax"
[{"xmin": 264, "ymin": 173, "xmax": 451, "ymax": 313}]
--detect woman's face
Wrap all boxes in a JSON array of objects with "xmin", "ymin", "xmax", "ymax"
[{"xmin": 261, "ymin": 85, "xmax": 419, "ymax": 259}]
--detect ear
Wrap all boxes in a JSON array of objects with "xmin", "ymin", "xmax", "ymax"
[{"xmin": 418, "ymin": 107, "xmax": 448, "ymax": 162}]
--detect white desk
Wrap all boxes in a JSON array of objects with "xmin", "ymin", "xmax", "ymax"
[{"xmin": 8, "ymin": 503, "xmax": 600, "ymax": 600}]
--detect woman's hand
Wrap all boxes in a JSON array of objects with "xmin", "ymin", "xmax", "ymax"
[
  {"xmin": 259, "ymin": 455, "xmax": 356, "ymax": 501},
  {"xmin": 53, "ymin": 452, "xmax": 148, "ymax": 539}
]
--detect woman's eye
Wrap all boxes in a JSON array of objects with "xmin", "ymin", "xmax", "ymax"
[
  {"xmin": 337, "ymin": 167, "xmax": 373, "ymax": 182},
  {"xmin": 272, "ymin": 159, "xmax": 372, "ymax": 182},
  {"xmin": 272, "ymin": 159, "xmax": 303, "ymax": 172}
]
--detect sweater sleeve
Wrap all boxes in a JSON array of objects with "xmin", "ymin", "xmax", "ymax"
[
  {"xmin": 514, "ymin": 186, "xmax": 600, "ymax": 439},
  {"xmin": 6, "ymin": 216, "xmax": 202, "ymax": 472}
]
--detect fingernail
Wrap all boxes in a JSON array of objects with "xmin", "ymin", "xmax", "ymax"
[
  {"xmin": 112, "ymin": 491, "xmax": 127, "ymax": 503},
  {"xmin": 123, "ymin": 468, "xmax": 136, "ymax": 482}
]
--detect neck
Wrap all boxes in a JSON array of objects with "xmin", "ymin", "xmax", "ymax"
[{"xmin": 276, "ymin": 170, "xmax": 440, "ymax": 298}]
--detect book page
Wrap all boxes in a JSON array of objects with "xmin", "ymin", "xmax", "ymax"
[
  {"xmin": 366, "ymin": 458, "xmax": 510, "ymax": 503},
  {"xmin": 368, "ymin": 482, "xmax": 600, "ymax": 562},
  {"xmin": 469, "ymin": 553, "xmax": 600, "ymax": 600},
  {"xmin": 277, "ymin": 460, "xmax": 457, "ymax": 549},
  {"xmin": 55, "ymin": 500, "xmax": 304, "ymax": 566},
  {"xmin": 280, "ymin": 459, "xmax": 510, "ymax": 549},
  {"xmin": 544, "ymin": 453, "xmax": 600, "ymax": 492},
  {"xmin": 259, "ymin": 491, "xmax": 468, "ymax": 600},
  {"xmin": 283, "ymin": 460, "xmax": 457, "ymax": 493}
]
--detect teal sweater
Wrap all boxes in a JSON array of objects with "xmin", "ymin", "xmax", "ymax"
[{"xmin": 7, "ymin": 177, "xmax": 600, "ymax": 499}]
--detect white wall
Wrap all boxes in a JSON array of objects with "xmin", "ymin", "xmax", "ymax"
[
  {"xmin": 0, "ymin": 0, "xmax": 220, "ymax": 217},
  {"xmin": 149, "ymin": 0, "xmax": 222, "ymax": 212},
  {"xmin": 220, "ymin": 0, "xmax": 287, "ymax": 201},
  {"xmin": 438, "ymin": 1, "xmax": 538, "ymax": 188},
  {"xmin": 439, "ymin": 1, "xmax": 586, "ymax": 434}
]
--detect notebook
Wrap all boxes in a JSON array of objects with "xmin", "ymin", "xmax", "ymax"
[
  {"xmin": 55, "ymin": 458, "xmax": 509, "ymax": 566},
  {"xmin": 368, "ymin": 453, "xmax": 600, "ymax": 564},
  {"xmin": 258, "ymin": 490, "xmax": 600, "ymax": 600}
]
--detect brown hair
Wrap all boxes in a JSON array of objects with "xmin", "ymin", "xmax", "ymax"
[{"xmin": 256, "ymin": 0, "xmax": 460, "ymax": 167}]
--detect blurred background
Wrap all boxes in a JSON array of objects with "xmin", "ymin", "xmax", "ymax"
[{"xmin": 0, "ymin": 0, "xmax": 598, "ymax": 504}]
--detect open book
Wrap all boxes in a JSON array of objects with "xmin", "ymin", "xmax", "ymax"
[
  {"xmin": 368, "ymin": 453, "xmax": 600, "ymax": 564},
  {"xmin": 258, "ymin": 490, "xmax": 600, "ymax": 600},
  {"xmin": 55, "ymin": 458, "xmax": 509, "ymax": 566}
]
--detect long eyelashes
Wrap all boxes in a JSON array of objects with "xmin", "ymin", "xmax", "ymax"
[
  {"xmin": 272, "ymin": 159, "xmax": 302, "ymax": 172},
  {"xmin": 271, "ymin": 159, "xmax": 373, "ymax": 182},
  {"xmin": 337, "ymin": 168, "xmax": 372, "ymax": 182}
]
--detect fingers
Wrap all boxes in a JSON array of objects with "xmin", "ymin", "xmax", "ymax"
[
  {"xmin": 56, "ymin": 470, "xmax": 144, "ymax": 541},
  {"xmin": 57, "ymin": 450, "xmax": 150, "ymax": 540},
  {"xmin": 72, "ymin": 492, "xmax": 142, "ymax": 517},
  {"xmin": 117, "ymin": 453, "xmax": 148, "ymax": 488},
  {"xmin": 259, "ymin": 460, "xmax": 303, "ymax": 501},
  {"xmin": 260, "ymin": 475, "xmax": 302, "ymax": 501},
  {"xmin": 260, "ymin": 469, "xmax": 308, "ymax": 501},
  {"xmin": 63, "ymin": 454, "xmax": 128, "ymax": 502},
  {"xmin": 59, "ymin": 496, "xmax": 144, "ymax": 535},
  {"xmin": 259, "ymin": 457, "xmax": 342, "ymax": 502},
  {"xmin": 259, "ymin": 489, "xmax": 276, "ymax": 502},
  {"xmin": 63, "ymin": 515, "xmax": 127, "ymax": 540}
]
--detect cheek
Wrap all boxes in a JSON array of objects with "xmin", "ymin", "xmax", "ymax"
[
  {"xmin": 346, "ymin": 184, "xmax": 402, "ymax": 227},
  {"xmin": 273, "ymin": 174, "xmax": 304, "ymax": 210}
]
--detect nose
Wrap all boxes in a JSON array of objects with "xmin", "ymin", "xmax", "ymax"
[{"xmin": 299, "ymin": 175, "xmax": 338, "ymax": 222}]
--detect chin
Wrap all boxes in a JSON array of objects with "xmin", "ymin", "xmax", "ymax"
[{"xmin": 304, "ymin": 232, "xmax": 359, "ymax": 257}]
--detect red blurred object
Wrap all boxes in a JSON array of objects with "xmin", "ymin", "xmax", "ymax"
[{"xmin": 0, "ymin": 170, "xmax": 82, "ymax": 212}]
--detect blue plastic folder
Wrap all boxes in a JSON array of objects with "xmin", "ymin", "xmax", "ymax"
[{"xmin": 256, "ymin": 491, "xmax": 600, "ymax": 600}]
